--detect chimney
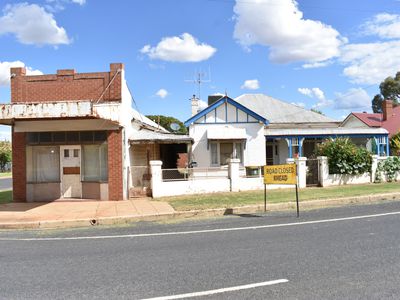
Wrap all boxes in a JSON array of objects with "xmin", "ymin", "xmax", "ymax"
[
  {"xmin": 382, "ymin": 99, "xmax": 393, "ymax": 121},
  {"xmin": 10, "ymin": 67, "xmax": 26, "ymax": 103},
  {"xmin": 191, "ymin": 95, "xmax": 199, "ymax": 116}
]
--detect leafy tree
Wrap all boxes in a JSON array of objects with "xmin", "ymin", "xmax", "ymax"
[
  {"xmin": 0, "ymin": 141, "xmax": 11, "ymax": 172},
  {"xmin": 390, "ymin": 132, "xmax": 400, "ymax": 156},
  {"xmin": 372, "ymin": 94, "xmax": 383, "ymax": 113},
  {"xmin": 372, "ymin": 71, "xmax": 400, "ymax": 112},
  {"xmin": 316, "ymin": 138, "xmax": 372, "ymax": 175},
  {"xmin": 146, "ymin": 115, "xmax": 188, "ymax": 134},
  {"xmin": 310, "ymin": 108, "xmax": 324, "ymax": 115}
]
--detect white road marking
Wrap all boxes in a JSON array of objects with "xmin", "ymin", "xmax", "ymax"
[
  {"xmin": 1, "ymin": 211, "xmax": 400, "ymax": 241},
  {"xmin": 140, "ymin": 279, "xmax": 289, "ymax": 300}
]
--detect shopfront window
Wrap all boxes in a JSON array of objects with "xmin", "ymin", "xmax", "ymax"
[
  {"xmin": 82, "ymin": 143, "xmax": 108, "ymax": 181},
  {"xmin": 26, "ymin": 146, "xmax": 60, "ymax": 183}
]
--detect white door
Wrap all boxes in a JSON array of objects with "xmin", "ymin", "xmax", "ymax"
[{"xmin": 60, "ymin": 145, "xmax": 82, "ymax": 198}]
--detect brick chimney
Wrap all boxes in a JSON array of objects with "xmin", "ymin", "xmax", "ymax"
[
  {"xmin": 382, "ymin": 99, "xmax": 393, "ymax": 121},
  {"xmin": 10, "ymin": 67, "xmax": 26, "ymax": 103}
]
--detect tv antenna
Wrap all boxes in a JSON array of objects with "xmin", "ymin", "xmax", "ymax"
[{"xmin": 185, "ymin": 68, "xmax": 211, "ymax": 100}]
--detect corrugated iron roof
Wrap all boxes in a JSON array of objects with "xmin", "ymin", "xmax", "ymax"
[
  {"xmin": 235, "ymin": 94, "xmax": 337, "ymax": 123},
  {"xmin": 129, "ymin": 128, "xmax": 192, "ymax": 144}
]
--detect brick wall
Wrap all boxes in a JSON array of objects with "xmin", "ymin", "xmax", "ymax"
[
  {"xmin": 10, "ymin": 63, "xmax": 124, "ymax": 103},
  {"xmin": 108, "ymin": 129, "xmax": 123, "ymax": 201},
  {"xmin": 12, "ymin": 131, "xmax": 26, "ymax": 202}
]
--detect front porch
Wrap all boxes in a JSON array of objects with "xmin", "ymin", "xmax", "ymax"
[
  {"xmin": 129, "ymin": 129, "xmax": 193, "ymax": 197},
  {"xmin": 265, "ymin": 127, "xmax": 390, "ymax": 164}
]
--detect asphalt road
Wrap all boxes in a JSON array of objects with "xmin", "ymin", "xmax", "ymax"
[
  {"xmin": 1, "ymin": 201, "xmax": 400, "ymax": 299},
  {"xmin": 0, "ymin": 177, "xmax": 12, "ymax": 190}
]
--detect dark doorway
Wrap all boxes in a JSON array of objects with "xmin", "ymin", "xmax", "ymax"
[
  {"xmin": 160, "ymin": 144, "xmax": 187, "ymax": 169},
  {"xmin": 266, "ymin": 142, "xmax": 274, "ymax": 165},
  {"xmin": 306, "ymin": 158, "xmax": 320, "ymax": 186}
]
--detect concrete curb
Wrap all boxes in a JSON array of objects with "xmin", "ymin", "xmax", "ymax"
[{"xmin": 1, "ymin": 192, "xmax": 400, "ymax": 230}]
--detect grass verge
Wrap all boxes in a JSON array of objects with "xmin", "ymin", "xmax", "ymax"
[
  {"xmin": 0, "ymin": 172, "xmax": 11, "ymax": 178},
  {"xmin": 0, "ymin": 190, "xmax": 12, "ymax": 204},
  {"xmin": 161, "ymin": 182, "xmax": 400, "ymax": 211}
]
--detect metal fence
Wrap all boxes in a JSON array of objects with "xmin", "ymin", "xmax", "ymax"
[
  {"xmin": 130, "ymin": 166, "xmax": 151, "ymax": 187},
  {"xmin": 240, "ymin": 166, "xmax": 263, "ymax": 178},
  {"xmin": 162, "ymin": 167, "xmax": 229, "ymax": 182}
]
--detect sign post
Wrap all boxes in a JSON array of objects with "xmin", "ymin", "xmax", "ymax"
[{"xmin": 264, "ymin": 164, "xmax": 300, "ymax": 217}]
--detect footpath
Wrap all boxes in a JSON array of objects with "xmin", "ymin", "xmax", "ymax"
[{"xmin": 0, "ymin": 192, "xmax": 400, "ymax": 229}]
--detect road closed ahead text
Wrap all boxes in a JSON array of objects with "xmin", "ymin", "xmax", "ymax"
[{"xmin": 264, "ymin": 164, "xmax": 297, "ymax": 185}]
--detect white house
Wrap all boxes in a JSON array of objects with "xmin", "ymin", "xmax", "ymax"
[{"xmin": 185, "ymin": 94, "xmax": 389, "ymax": 171}]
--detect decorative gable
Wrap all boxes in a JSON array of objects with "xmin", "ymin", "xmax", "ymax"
[{"xmin": 184, "ymin": 96, "xmax": 268, "ymax": 127}]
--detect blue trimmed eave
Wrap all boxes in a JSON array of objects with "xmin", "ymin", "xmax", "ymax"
[
  {"xmin": 184, "ymin": 96, "xmax": 269, "ymax": 127},
  {"xmin": 265, "ymin": 133, "xmax": 388, "ymax": 139},
  {"xmin": 266, "ymin": 133, "xmax": 390, "ymax": 157}
]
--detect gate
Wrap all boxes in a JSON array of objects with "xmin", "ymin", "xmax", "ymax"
[{"xmin": 306, "ymin": 158, "xmax": 320, "ymax": 186}]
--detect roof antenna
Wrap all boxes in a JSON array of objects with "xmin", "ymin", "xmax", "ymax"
[{"xmin": 185, "ymin": 67, "xmax": 211, "ymax": 100}]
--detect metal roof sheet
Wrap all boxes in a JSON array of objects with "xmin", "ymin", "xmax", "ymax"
[
  {"xmin": 129, "ymin": 129, "xmax": 192, "ymax": 143},
  {"xmin": 235, "ymin": 94, "xmax": 337, "ymax": 124}
]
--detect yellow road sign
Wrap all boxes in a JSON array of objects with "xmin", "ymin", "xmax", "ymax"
[{"xmin": 264, "ymin": 164, "xmax": 297, "ymax": 185}]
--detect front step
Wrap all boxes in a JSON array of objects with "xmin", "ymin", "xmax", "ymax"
[{"xmin": 129, "ymin": 187, "xmax": 152, "ymax": 198}]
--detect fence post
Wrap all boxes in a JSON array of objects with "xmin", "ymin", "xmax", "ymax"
[
  {"xmin": 371, "ymin": 155, "xmax": 379, "ymax": 183},
  {"xmin": 317, "ymin": 156, "xmax": 328, "ymax": 187},
  {"xmin": 228, "ymin": 158, "xmax": 240, "ymax": 192},
  {"xmin": 294, "ymin": 157, "xmax": 307, "ymax": 188},
  {"xmin": 287, "ymin": 157, "xmax": 307, "ymax": 188},
  {"xmin": 150, "ymin": 160, "xmax": 162, "ymax": 198}
]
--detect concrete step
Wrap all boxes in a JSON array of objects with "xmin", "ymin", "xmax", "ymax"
[{"xmin": 129, "ymin": 187, "xmax": 152, "ymax": 198}]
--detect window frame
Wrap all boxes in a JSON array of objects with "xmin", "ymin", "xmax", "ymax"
[{"xmin": 210, "ymin": 141, "xmax": 244, "ymax": 166}]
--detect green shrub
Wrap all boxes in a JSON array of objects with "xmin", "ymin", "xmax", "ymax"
[
  {"xmin": 375, "ymin": 156, "xmax": 400, "ymax": 182},
  {"xmin": 316, "ymin": 138, "xmax": 372, "ymax": 175}
]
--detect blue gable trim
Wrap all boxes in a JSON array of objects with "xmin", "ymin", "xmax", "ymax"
[{"xmin": 184, "ymin": 96, "xmax": 269, "ymax": 127}]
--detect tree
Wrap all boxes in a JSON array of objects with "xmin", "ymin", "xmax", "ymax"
[
  {"xmin": 146, "ymin": 115, "xmax": 188, "ymax": 134},
  {"xmin": 0, "ymin": 141, "xmax": 11, "ymax": 172},
  {"xmin": 310, "ymin": 108, "xmax": 324, "ymax": 115},
  {"xmin": 372, "ymin": 71, "xmax": 400, "ymax": 113},
  {"xmin": 390, "ymin": 132, "xmax": 400, "ymax": 156},
  {"xmin": 372, "ymin": 94, "xmax": 383, "ymax": 113}
]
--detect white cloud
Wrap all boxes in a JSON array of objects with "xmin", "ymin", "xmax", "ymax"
[
  {"xmin": 141, "ymin": 33, "xmax": 216, "ymax": 62},
  {"xmin": 0, "ymin": 128, "xmax": 11, "ymax": 141},
  {"xmin": 156, "ymin": 88, "xmax": 168, "ymax": 99},
  {"xmin": 233, "ymin": 0, "xmax": 344, "ymax": 64},
  {"xmin": 241, "ymin": 79, "xmax": 259, "ymax": 90},
  {"xmin": 302, "ymin": 60, "xmax": 333, "ymax": 69},
  {"xmin": 0, "ymin": 61, "xmax": 43, "ymax": 86},
  {"xmin": 361, "ymin": 13, "xmax": 400, "ymax": 39},
  {"xmin": 291, "ymin": 102, "xmax": 305, "ymax": 108},
  {"xmin": 334, "ymin": 88, "xmax": 371, "ymax": 110},
  {"xmin": 298, "ymin": 87, "xmax": 312, "ymax": 97},
  {"xmin": 298, "ymin": 87, "xmax": 332, "ymax": 108},
  {"xmin": 340, "ymin": 40, "xmax": 400, "ymax": 84},
  {"xmin": 298, "ymin": 87, "xmax": 325, "ymax": 100},
  {"xmin": 198, "ymin": 99, "xmax": 208, "ymax": 110},
  {"xmin": 0, "ymin": 3, "xmax": 70, "ymax": 46},
  {"xmin": 45, "ymin": 0, "xmax": 85, "ymax": 11},
  {"xmin": 71, "ymin": 0, "xmax": 86, "ymax": 5}
]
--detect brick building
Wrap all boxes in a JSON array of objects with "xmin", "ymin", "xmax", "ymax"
[{"xmin": 0, "ymin": 63, "xmax": 192, "ymax": 202}]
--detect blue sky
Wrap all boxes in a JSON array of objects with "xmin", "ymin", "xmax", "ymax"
[{"xmin": 1, "ymin": 0, "xmax": 400, "ymax": 139}]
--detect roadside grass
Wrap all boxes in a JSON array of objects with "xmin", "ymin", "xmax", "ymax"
[
  {"xmin": 0, "ymin": 172, "xmax": 11, "ymax": 178},
  {"xmin": 0, "ymin": 190, "xmax": 12, "ymax": 204},
  {"xmin": 161, "ymin": 182, "xmax": 400, "ymax": 211}
]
